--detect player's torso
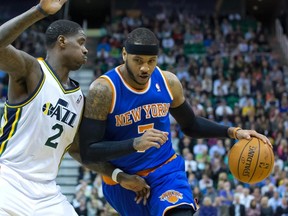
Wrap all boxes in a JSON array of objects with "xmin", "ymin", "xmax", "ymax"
[
  {"xmin": 103, "ymin": 66, "xmax": 175, "ymax": 173},
  {"xmin": 0, "ymin": 59, "xmax": 84, "ymax": 182}
]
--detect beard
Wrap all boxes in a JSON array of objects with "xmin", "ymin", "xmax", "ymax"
[{"xmin": 125, "ymin": 59, "xmax": 146, "ymax": 86}]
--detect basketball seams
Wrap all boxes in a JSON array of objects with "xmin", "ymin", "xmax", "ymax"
[
  {"xmin": 248, "ymin": 138, "xmax": 260, "ymax": 183},
  {"xmin": 266, "ymin": 144, "xmax": 274, "ymax": 178},
  {"xmin": 237, "ymin": 139, "xmax": 253, "ymax": 181}
]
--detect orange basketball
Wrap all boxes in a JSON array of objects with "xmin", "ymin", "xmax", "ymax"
[{"xmin": 228, "ymin": 137, "xmax": 274, "ymax": 184}]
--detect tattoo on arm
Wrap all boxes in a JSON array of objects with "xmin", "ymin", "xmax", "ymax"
[{"xmin": 85, "ymin": 79, "xmax": 112, "ymax": 120}]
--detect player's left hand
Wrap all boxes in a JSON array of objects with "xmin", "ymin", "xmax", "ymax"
[
  {"xmin": 236, "ymin": 129, "xmax": 272, "ymax": 148},
  {"xmin": 117, "ymin": 173, "xmax": 150, "ymax": 205}
]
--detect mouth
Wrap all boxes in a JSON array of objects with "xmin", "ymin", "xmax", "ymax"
[
  {"xmin": 139, "ymin": 75, "xmax": 149, "ymax": 82},
  {"xmin": 83, "ymin": 56, "xmax": 88, "ymax": 63}
]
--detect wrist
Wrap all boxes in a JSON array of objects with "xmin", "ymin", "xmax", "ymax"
[
  {"xmin": 35, "ymin": 4, "xmax": 49, "ymax": 16},
  {"xmin": 227, "ymin": 127, "xmax": 234, "ymax": 138},
  {"xmin": 111, "ymin": 168, "xmax": 124, "ymax": 183},
  {"xmin": 133, "ymin": 138, "xmax": 145, "ymax": 153},
  {"xmin": 228, "ymin": 127, "xmax": 242, "ymax": 139}
]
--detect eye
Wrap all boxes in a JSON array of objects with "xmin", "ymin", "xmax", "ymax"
[
  {"xmin": 134, "ymin": 59, "xmax": 142, "ymax": 64},
  {"xmin": 148, "ymin": 59, "xmax": 156, "ymax": 64}
]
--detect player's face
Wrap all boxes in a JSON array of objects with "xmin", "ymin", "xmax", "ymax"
[
  {"xmin": 63, "ymin": 30, "xmax": 88, "ymax": 70},
  {"xmin": 124, "ymin": 51, "xmax": 158, "ymax": 88}
]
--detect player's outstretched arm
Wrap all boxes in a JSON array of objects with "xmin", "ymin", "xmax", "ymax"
[
  {"xmin": 0, "ymin": 0, "xmax": 67, "ymax": 77},
  {"xmin": 164, "ymin": 71, "xmax": 230, "ymax": 138},
  {"xmin": 79, "ymin": 78, "xmax": 168, "ymax": 163},
  {"xmin": 164, "ymin": 70, "xmax": 272, "ymax": 146}
]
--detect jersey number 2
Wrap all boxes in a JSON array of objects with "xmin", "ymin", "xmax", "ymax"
[{"xmin": 45, "ymin": 123, "xmax": 64, "ymax": 149}]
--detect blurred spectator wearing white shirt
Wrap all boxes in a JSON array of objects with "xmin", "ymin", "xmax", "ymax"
[
  {"xmin": 184, "ymin": 152, "xmax": 198, "ymax": 173},
  {"xmin": 240, "ymin": 188, "xmax": 255, "ymax": 209}
]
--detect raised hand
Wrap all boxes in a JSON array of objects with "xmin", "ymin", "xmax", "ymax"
[
  {"xmin": 118, "ymin": 173, "xmax": 150, "ymax": 205},
  {"xmin": 133, "ymin": 128, "xmax": 168, "ymax": 152},
  {"xmin": 39, "ymin": 0, "xmax": 68, "ymax": 15}
]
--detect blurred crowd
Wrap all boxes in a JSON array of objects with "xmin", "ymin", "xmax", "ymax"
[{"xmin": 5, "ymin": 6, "xmax": 288, "ymax": 216}]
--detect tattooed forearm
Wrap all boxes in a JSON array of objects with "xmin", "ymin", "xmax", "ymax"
[{"xmin": 84, "ymin": 78, "xmax": 112, "ymax": 120}]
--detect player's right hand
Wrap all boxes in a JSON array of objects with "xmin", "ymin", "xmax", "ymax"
[
  {"xmin": 133, "ymin": 129, "xmax": 168, "ymax": 152},
  {"xmin": 39, "ymin": 0, "xmax": 67, "ymax": 15}
]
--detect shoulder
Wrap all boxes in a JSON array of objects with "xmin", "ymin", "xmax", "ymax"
[
  {"xmin": 160, "ymin": 70, "xmax": 179, "ymax": 84},
  {"xmin": 160, "ymin": 70, "xmax": 185, "ymax": 108},
  {"xmin": 88, "ymin": 77, "xmax": 113, "ymax": 103},
  {"xmin": 85, "ymin": 77, "xmax": 113, "ymax": 120}
]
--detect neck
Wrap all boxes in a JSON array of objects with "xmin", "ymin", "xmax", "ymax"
[{"xmin": 45, "ymin": 55, "xmax": 70, "ymax": 86}]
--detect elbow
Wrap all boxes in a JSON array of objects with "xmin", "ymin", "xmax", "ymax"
[{"xmin": 181, "ymin": 127, "xmax": 196, "ymax": 138}]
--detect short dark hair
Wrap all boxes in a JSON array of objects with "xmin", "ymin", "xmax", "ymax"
[
  {"xmin": 124, "ymin": 27, "xmax": 159, "ymax": 55},
  {"xmin": 125, "ymin": 27, "xmax": 159, "ymax": 46},
  {"xmin": 45, "ymin": 20, "xmax": 82, "ymax": 48}
]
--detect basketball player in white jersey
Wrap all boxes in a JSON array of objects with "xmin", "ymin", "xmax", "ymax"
[
  {"xmin": 0, "ymin": 0, "xmax": 86, "ymax": 215},
  {"xmin": 0, "ymin": 0, "xmax": 159, "ymax": 214}
]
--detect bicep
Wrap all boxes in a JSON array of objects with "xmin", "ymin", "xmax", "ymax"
[
  {"xmin": 0, "ymin": 45, "xmax": 36, "ymax": 78},
  {"xmin": 84, "ymin": 78, "xmax": 112, "ymax": 120}
]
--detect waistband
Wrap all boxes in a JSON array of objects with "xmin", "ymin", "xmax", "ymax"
[{"xmin": 102, "ymin": 154, "xmax": 177, "ymax": 185}]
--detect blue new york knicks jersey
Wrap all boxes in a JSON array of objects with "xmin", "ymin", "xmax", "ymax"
[{"xmin": 101, "ymin": 66, "xmax": 174, "ymax": 174}]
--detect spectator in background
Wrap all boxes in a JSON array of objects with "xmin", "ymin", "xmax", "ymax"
[
  {"xmin": 240, "ymin": 188, "xmax": 255, "ymax": 209},
  {"xmin": 229, "ymin": 194, "xmax": 246, "ymax": 216},
  {"xmin": 275, "ymin": 197, "xmax": 288, "ymax": 216},
  {"xmin": 199, "ymin": 197, "xmax": 217, "ymax": 216},
  {"xmin": 184, "ymin": 152, "xmax": 198, "ymax": 173},
  {"xmin": 199, "ymin": 173, "xmax": 213, "ymax": 193},
  {"xmin": 213, "ymin": 74, "xmax": 229, "ymax": 97},
  {"xmin": 215, "ymin": 99, "xmax": 233, "ymax": 120},
  {"xmin": 218, "ymin": 180, "xmax": 234, "ymax": 207},
  {"xmin": 96, "ymin": 36, "xmax": 111, "ymax": 58},
  {"xmin": 268, "ymin": 191, "xmax": 282, "ymax": 213},
  {"xmin": 260, "ymin": 196, "xmax": 274, "ymax": 216},
  {"xmin": 209, "ymin": 139, "xmax": 226, "ymax": 158},
  {"xmin": 236, "ymin": 72, "xmax": 251, "ymax": 97},
  {"xmin": 246, "ymin": 199, "xmax": 260, "ymax": 216},
  {"xmin": 74, "ymin": 196, "xmax": 88, "ymax": 216},
  {"xmin": 205, "ymin": 185, "xmax": 218, "ymax": 203}
]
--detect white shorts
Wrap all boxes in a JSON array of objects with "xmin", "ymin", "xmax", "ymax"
[{"xmin": 0, "ymin": 164, "xmax": 78, "ymax": 216}]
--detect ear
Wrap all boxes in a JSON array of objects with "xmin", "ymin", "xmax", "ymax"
[
  {"xmin": 122, "ymin": 47, "xmax": 127, "ymax": 62},
  {"xmin": 58, "ymin": 35, "xmax": 66, "ymax": 48}
]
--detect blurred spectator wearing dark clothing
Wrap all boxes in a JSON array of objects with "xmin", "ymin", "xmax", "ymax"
[{"xmin": 229, "ymin": 195, "xmax": 246, "ymax": 216}]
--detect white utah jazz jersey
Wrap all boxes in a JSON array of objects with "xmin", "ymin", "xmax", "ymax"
[{"xmin": 0, "ymin": 59, "xmax": 84, "ymax": 183}]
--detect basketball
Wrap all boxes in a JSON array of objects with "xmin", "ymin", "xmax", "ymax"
[{"xmin": 228, "ymin": 137, "xmax": 274, "ymax": 184}]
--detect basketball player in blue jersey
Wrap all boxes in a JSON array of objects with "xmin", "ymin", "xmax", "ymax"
[
  {"xmin": 0, "ymin": 0, "xmax": 87, "ymax": 215},
  {"xmin": 79, "ymin": 27, "xmax": 272, "ymax": 216}
]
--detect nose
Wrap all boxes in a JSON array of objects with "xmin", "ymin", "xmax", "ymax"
[
  {"xmin": 83, "ymin": 46, "xmax": 88, "ymax": 55},
  {"xmin": 140, "ymin": 63, "xmax": 149, "ymax": 72}
]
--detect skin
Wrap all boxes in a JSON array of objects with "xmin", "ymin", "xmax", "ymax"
[{"xmin": 0, "ymin": 0, "xmax": 87, "ymax": 102}]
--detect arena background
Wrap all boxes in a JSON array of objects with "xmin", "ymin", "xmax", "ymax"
[{"xmin": 1, "ymin": 0, "xmax": 288, "ymax": 215}]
